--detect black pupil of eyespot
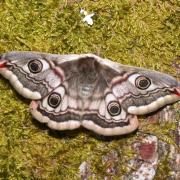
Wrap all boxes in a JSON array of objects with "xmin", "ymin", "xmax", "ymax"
[
  {"xmin": 139, "ymin": 79, "xmax": 149, "ymax": 88},
  {"xmin": 50, "ymin": 96, "xmax": 59, "ymax": 106},
  {"xmin": 31, "ymin": 62, "xmax": 39, "ymax": 72},
  {"xmin": 28, "ymin": 60, "xmax": 42, "ymax": 73},
  {"xmin": 48, "ymin": 93, "xmax": 61, "ymax": 108},
  {"xmin": 110, "ymin": 105, "xmax": 119, "ymax": 114},
  {"xmin": 108, "ymin": 102, "xmax": 121, "ymax": 116},
  {"xmin": 136, "ymin": 76, "xmax": 151, "ymax": 90}
]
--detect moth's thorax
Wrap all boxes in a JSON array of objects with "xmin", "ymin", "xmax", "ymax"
[{"xmin": 63, "ymin": 57, "xmax": 106, "ymax": 99}]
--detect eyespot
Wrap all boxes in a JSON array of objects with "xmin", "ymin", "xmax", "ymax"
[
  {"xmin": 48, "ymin": 93, "xmax": 61, "ymax": 108},
  {"xmin": 28, "ymin": 59, "xmax": 43, "ymax": 73},
  {"xmin": 135, "ymin": 76, "xmax": 151, "ymax": 90},
  {"xmin": 107, "ymin": 101, "xmax": 121, "ymax": 116}
]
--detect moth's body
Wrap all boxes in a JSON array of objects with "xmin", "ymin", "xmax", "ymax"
[{"xmin": 0, "ymin": 51, "xmax": 179, "ymax": 136}]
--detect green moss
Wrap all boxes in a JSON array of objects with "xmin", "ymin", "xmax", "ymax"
[{"xmin": 0, "ymin": 0, "xmax": 179, "ymax": 179}]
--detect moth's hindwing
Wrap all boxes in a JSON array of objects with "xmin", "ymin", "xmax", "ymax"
[{"xmin": 30, "ymin": 86, "xmax": 139, "ymax": 136}]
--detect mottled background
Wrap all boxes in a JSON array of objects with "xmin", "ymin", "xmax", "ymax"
[{"xmin": 0, "ymin": 0, "xmax": 179, "ymax": 179}]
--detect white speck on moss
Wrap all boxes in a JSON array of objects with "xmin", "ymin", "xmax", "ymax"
[{"xmin": 80, "ymin": 9, "xmax": 94, "ymax": 26}]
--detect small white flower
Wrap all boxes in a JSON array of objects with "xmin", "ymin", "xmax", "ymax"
[{"xmin": 80, "ymin": 9, "xmax": 95, "ymax": 26}]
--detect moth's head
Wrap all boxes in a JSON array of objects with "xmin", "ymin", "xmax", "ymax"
[{"xmin": 0, "ymin": 51, "xmax": 63, "ymax": 99}]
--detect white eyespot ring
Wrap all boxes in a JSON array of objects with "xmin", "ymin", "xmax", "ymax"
[
  {"xmin": 135, "ymin": 76, "xmax": 151, "ymax": 90},
  {"xmin": 107, "ymin": 101, "xmax": 121, "ymax": 116},
  {"xmin": 28, "ymin": 59, "xmax": 43, "ymax": 74},
  {"xmin": 48, "ymin": 92, "xmax": 61, "ymax": 108}
]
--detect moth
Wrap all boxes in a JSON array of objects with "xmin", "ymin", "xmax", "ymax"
[{"xmin": 0, "ymin": 51, "xmax": 179, "ymax": 136}]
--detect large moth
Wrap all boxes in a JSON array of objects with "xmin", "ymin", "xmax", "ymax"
[{"xmin": 0, "ymin": 51, "xmax": 179, "ymax": 136}]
